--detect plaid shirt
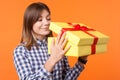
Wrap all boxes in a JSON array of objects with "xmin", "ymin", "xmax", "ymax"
[{"xmin": 14, "ymin": 39, "xmax": 84, "ymax": 80}]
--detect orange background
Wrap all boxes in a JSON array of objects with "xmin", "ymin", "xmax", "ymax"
[{"xmin": 0, "ymin": 0, "xmax": 120, "ymax": 80}]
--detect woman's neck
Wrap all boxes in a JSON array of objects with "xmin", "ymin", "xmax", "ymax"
[{"xmin": 35, "ymin": 35, "xmax": 46, "ymax": 40}]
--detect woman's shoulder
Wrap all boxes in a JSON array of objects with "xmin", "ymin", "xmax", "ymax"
[
  {"xmin": 14, "ymin": 43, "xmax": 26, "ymax": 50},
  {"xmin": 13, "ymin": 43, "xmax": 28, "ymax": 56}
]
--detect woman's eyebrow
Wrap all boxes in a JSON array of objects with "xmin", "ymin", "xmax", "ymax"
[{"xmin": 39, "ymin": 15, "xmax": 50, "ymax": 18}]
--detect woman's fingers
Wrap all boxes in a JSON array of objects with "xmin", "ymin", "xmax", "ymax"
[
  {"xmin": 50, "ymin": 38, "xmax": 55, "ymax": 50},
  {"xmin": 58, "ymin": 32, "xmax": 66, "ymax": 45},
  {"xmin": 56, "ymin": 31, "xmax": 68, "ymax": 50},
  {"xmin": 52, "ymin": 31, "xmax": 70, "ymax": 56},
  {"xmin": 56, "ymin": 31, "xmax": 62, "ymax": 44},
  {"xmin": 63, "ymin": 45, "xmax": 71, "ymax": 54},
  {"xmin": 61, "ymin": 38, "xmax": 68, "ymax": 49}
]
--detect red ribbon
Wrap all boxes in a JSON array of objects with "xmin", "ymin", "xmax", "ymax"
[{"xmin": 60, "ymin": 23, "xmax": 98, "ymax": 54}]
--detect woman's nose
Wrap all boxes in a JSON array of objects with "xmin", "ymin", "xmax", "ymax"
[
  {"xmin": 43, "ymin": 18, "xmax": 49, "ymax": 24},
  {"xmin": 42, "ymin": 19, "xmax": 50, "ymax": 27}
]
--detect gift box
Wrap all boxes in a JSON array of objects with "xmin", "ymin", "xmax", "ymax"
[
  {"xmin": 48, "ymin": 37, "xmax": 107, "ymax": 57},
  {"xmin": 48, "ymin": 22, "xmax": 109, "ymax": 57}
]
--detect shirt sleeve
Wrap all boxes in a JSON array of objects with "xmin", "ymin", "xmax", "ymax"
[
  {"xmin": 13, "ymin": 45, "xmax": 52, "ymax": 80},
  {"xmin": 63, "ymin": 57, "xmax": 84, "ymax": 80}
]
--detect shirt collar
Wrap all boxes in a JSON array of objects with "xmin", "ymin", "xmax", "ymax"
[{"xmin": 36, "ymin": 38, "xmax": 47, "ymax": 46}]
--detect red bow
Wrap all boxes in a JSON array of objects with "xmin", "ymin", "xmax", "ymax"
[{"xmin": 60, "ymin": 23, "xmax": 98, "ymax": 55}]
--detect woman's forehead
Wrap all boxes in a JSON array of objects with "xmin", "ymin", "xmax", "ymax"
[{"xmin": 39, "ymin": 10, "xmax": 50, "ymax": 17}]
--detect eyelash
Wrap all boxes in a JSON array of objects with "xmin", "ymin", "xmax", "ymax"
[
  {"xmin": 38, "ymin": 18, "xmax": 51, "ymax": 21},
  {"xmin": 47, "ymin": 18, "xmax": 51, "ymax": 21}
]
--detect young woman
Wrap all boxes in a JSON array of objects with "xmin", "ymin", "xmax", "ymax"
[{"xmin": 13, "ymin": 2, "xmax": 88, "ymax": 80}]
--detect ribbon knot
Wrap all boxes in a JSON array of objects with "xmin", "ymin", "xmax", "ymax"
[{"xmin": 73, "ymin": 24, "xmax": 95, "ymax": 31}]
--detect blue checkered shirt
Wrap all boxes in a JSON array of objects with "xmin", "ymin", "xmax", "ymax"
[{"xmin": 14, "ymin": 39, "xmax": 84, "ymax": 80}]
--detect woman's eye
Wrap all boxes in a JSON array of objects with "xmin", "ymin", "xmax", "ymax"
[
  {"xmin": 38, "ymin": 19, "xmax": 42, "ymax": 21},
  {"xmin": 37, "ymin": 17, "xmax": 51, "ymax": 21},
  {"xmin": 47, "ymin": 18, "xmax": 51, "ymax": 21}
]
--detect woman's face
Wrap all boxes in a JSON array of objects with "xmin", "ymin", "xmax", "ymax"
[{"xmin": 32, "ymin": 9, "xmax": 51, "ymax": 40}]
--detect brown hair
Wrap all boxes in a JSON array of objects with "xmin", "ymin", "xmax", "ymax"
[{"xmin": 20, "ymin": 2, "xmax": 52, "ymax": 50}]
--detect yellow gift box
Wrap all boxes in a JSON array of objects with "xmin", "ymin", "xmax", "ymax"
[
  {"xmin": 49, "ymin": 22, "xmax": 109, "ymax": 45},
  {"xmin": 48, "ymin": 37, "xmax": 107, "ymax": 57},
  {"xmin": 48, "ymin": 22, "xmax": 109, "ymax": 57}
]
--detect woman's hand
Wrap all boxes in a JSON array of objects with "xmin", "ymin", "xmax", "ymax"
[
  {"xmin": 78, "ymin": 56, "xmax": 88, "ymax": 67},
  {"xmin": 45, "ymin": 31, "xmax": 70, "ymax": 72},
  {"xmin": 80, "ymin": 56, "xmax": 88, "ymax": 60},
  {"xmin": 50, "ymin": 31, "xmax": 71, "ymax": 64}
]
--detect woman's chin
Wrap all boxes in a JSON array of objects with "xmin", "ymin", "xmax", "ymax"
[{"xmin": 45, "ymin": 31, "xmax": 51, "ymax": 35}]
